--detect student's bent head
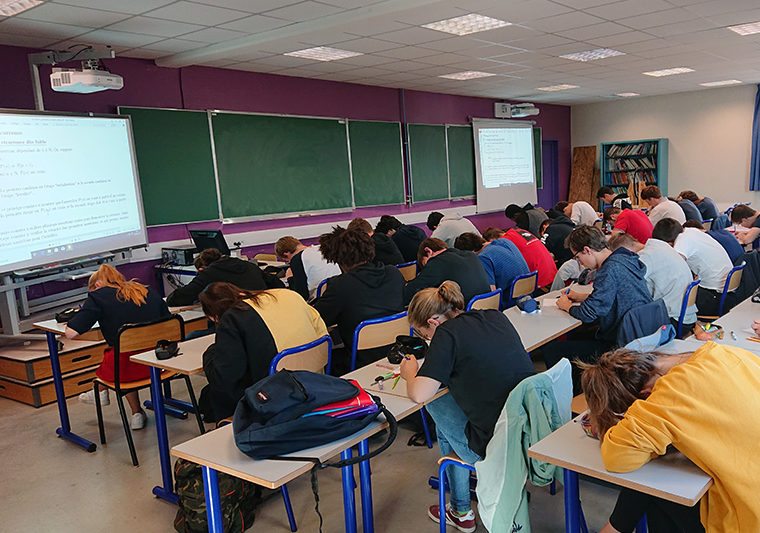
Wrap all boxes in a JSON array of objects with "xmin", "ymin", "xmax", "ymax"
[
  {"xmin": 408, "ymin": 281, "xmax": 464, "ymax": 339},
  {"xmin": 682, "ymin": 220, "xmax": 704, "ymax": 230},
  {"xmin": 579, "ymin": 348, "xmax": 660, "ymax": 438},
  {"xmin": 554, "ymin": 201, "xmax": 569, "ymax": 216},
  {"xmin": 375, "ymin": 215, "xmax": 402, "ymax": 235},
  {"xmin": 346, "ymin": 217, "xmax": 373, "ymax": 235},
  {"xmin": 729, "ymin": 204, "xmax": 757, "ymax": 225},
  {"xmin": 565, "ymin": 225, "xmax": 608, "ymax": 255},
  {"xmin": 453, "ymin": 232, "xmax": 485, "ymax": 252},
  {"xmin": 274, "ymin": 236, "xmax": 301, "ymax": 261},
  {"xmin": 194, "ymin": 248, "xmax": 223, "ymax": 270},
  {"xmin": 678, "ymin": 190, "xmax": 699, "ymax": 203},
  {"xmin": 482, "ymin": 227, "xmax": 505, "ymax": 241},
  {"xmin": 318, "ymin": 226, "xmax": 375, "ymax": 271},
  {"xmin": 88, "ymin": 264, "xmax": 147, "ymax": 306},
  {"xmin": 417, "ymin": 237, "xmax": 447, "ymax": 266},
  {"xmin": 603, "ymin": 206, "xmax": 621, "ymax": 224},
  {"xmin": 596, "ymin": 186, "xmax": 614, "ymax": 201},
  {"xmin": 640, "ymin": 185, "xmax": 662, "ymax": 201},
  {"xmin": 426, "ymin": 211, "xmax": 444, "ymax": 231},
  {"xmin": 199, "ymin": 282, "xmax": 272, "ymax": 321},
  {"xmin": 504, "ymin": 204, "xmax": 523, "ymax": 221},
  {"xmin": 651, "ymin": 218, "xmax": 683, "ymax": 244}
]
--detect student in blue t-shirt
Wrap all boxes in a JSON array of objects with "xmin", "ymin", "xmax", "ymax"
[
  {"xmin": 678, "ymin": 190, "xmax": 720, "ymax": 220},
  {"xmin": 454, "ymin": 232, "xmax": 530, "ymax": 306}
]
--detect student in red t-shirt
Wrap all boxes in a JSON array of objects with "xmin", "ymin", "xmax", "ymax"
[
  {"xmin": 491, "ymin": 227, "xmax": 558, "ymax": 287},
  {"xmin": 604, "ymin": 207, "xmax": 652, "ymax": 245}
]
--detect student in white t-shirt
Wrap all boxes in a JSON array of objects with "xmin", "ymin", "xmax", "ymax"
[
  {"xmin": 274, "ymin": 236, "xmax": 341, "ymax": 300},
  {"xmin": 555, "ymin": 200, "xmax": 599, "ymax": 226},
  {"xmin": 652, "ymin": 218, "xmax": 735, "ymax": 316},
  {"xmin": 641, "ymin": 185, "xmax": 686, "ymax": 226}
]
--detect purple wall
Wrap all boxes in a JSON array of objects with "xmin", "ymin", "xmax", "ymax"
[{"xmin": 1, "ymin": 43, "xmax": 570, "ymax": 294}]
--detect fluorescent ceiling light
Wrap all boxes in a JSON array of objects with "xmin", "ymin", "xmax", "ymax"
[
  {"xmin": 0, "ymin": 0, "xmax": 42, "ymax": 16},
  {"xmin": 536, "ymin": 84, "xmax": 579, "ymax": 91},
  {"xmin": 643, "ymin": 67, "xmax": 694, "ymax": 77},
  {"xmin": 699, "ymin": 79, "xmax": 742, "ymax": 87},
  {"xmin": 728, "ymin": 21, "xmax": 760, "ymax": 36},
  {"xmin": 616, "ymin": 92, "xmax": 640, "ymax": 97},
  {"xmin": 422, "ymin": 13, "xmax": 510, "ymax": 36},
  {"xmin": 439, "ymin": 71, "xmax": 496, "ymax": 80},
  {"xmin": 284, "ymin": 46, "xmax": 363, "ymax": 62},
  {"xmin": 560, "ymin": 48, "xmax": 624, "ymax": 62}
]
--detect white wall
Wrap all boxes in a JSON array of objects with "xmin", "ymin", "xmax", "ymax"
[{"xmin": 572, "ymin": 85, "xmax": 758, "ymax": 207}]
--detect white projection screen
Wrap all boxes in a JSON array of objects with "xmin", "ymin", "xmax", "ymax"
[
  {"xmin": 0, "ymin": 110, "xmax": 148, "ymax": 273},
  {"xmin": 472, "ymin": 119, "xmax": 537, "ymax": 213}
]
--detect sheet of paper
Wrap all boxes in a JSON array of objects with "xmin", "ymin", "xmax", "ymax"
[{"xmin": 540, "ymin": 297, "xmax": 558, "ymax": 308}]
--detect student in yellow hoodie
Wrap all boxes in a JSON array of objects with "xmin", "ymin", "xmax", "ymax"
[{"xmin": 581, "ymin": 342, "xmax": 760, "ymax": 533}]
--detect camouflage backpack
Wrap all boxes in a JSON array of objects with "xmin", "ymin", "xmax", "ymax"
[{"xmin": 173, "ymin": 458, "xmax": 260, "ymax": 533}]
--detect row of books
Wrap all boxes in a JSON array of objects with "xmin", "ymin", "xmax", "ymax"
[
  {"xmin": 607, "ymin": 170, "xmax": 657, "ymax": 184},
  {"xmin": 608, "ymin": 157, "xmax": 655, "ymax": 171},
  {"xmin": 606, "ymin": 142, "xmax": 658, "ymax": 157}
]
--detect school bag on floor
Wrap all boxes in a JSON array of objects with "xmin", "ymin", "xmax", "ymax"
[{"xmin": 173, "ymin": 457, "xmax": 261, "ymax": 533}]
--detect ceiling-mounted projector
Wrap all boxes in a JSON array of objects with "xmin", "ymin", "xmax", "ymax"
[
  {"xmin": 494, "ymin": 102, "xmax": 539, "ymax": 119},
  {"xmin": 50, "ymin": 65, "xmax": 123, "ymax": 94}
]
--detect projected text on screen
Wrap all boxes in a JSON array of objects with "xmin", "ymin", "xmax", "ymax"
[
  {"xmin": 477, "ymin": 127, "xmax": 534, "ymax": 188},
  {"xmin": 0, "ymin": 114, "xmax": 146, "ymax": 273}
]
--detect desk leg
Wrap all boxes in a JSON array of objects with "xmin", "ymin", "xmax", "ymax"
[
  {"xmin": 357, "ymin": 439, "xmax": 374, "ymax": 533},
  {"xmin": 563, "ymin": 469, "xmax": 581, "ymax": 533},
  {"xmin": 149, "ymin": 366, "xmax": 178, "ymax": 504},
  {"xmin": 340, "ymin": 448, "xmax": 357, "ymax": 533},
  {"xmin": 202, "ymin": 466, "xmax": 224, "ymax": 533},
  {"xmin": 46, "ymin": 331, "xmax": 96, "ymax": 452}
]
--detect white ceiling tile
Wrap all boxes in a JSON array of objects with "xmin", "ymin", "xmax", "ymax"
[
  {"xmin": 180, "ymin": 27, "xmax": 246, "ymax": 43},
  {"xmin": 392, "ymin": 4, "xmax": 468, "ymax": 25},
  {"xmin": 144, "ymin": 2, "xmax": 250, "ymax": 26},
  {"xmin": 74, "ymin": 28, "xmax": 164, "ymax": 48},
  {"xmin": 337, "ymin": 53, "xmax": 397, "ymax": 66},
  {"xmin": 374, "ymin": 26, "xmax": 452, "ymax": 45},
  {"xmin": 507, "ymin": 34, "xmax": 576, "ymax": 50},
  {"xmin": 338, "ymin": 18, "xmax": 410, "ymax": 37},
  {"xmin": 416, "ymin": 36, "xmax": 489, "ymax": 52},
  {"xmin": 142, "ymin": 38, "xmax": 207, "ymax": 52},
  {"xmin": 196, "ymin": 58, "xmax": 244, "ymax": 67},
  {"xmin": 617, "ymin": 8, "xmax": 698, "ymax": 30},
  {"xmin": 0, "ymin": 18, "xmax": 92, "ymax": 41},
  {"xmin": 118, "ymin": 48, "xmax": 168, "ymax": 59},
  {"xmin": 702, "ymin": 8, "xmax": 760, "ymax": 27},
  {"xmin": 374, "ymin": 45, "xmax": 439, "ymax": 59},
  {"xmin": 0, "ymin": 31, "xmax": 59, "ymax": 48},
  {"xmin": 554, "ymin": 21, "xmax": 633, "ymax": 40},
  {"xmin": 413, "ymin": 52, "xmax": 470, "ymax": 65},
  {"xmin": 320, "ymin": 0, "xmax": 387, "ymax": 7},
  {"xmin": 526, "ymin": 11, "xmax": 607, "ymax": 33},
  {"xmin": 263, "ymin": 1, "xmax": 343, "ymax": 22},
  {"xmin": 337, "ymin": 37, "xmax": 403, "ymax": 53},
  {"xmin": 461, "ymin": 44, "xmax": 525, "ymax": 58},
  {"xmin": 584, "ymin": 0, "xmax": 674, "ymax": 20},
  {"xmin": 51, "ymin": 0, "xmax": 175, "ymax": 15},
  {"xmin": 552, "ymin": 0, "xmax": 620, "ymax": 8},
  {"xmin": 217, "ymin": 14, "xmax": 291, "ymax": 33},
  {"xmin": 646, "ymin": 18, "xmax": 720, "ymax": 38},
  {"xmin": 587, "ymin": 30, "xmax": 657, "ymax": 47},
  {"xmin": 338, "ymin": 66, "xmax": 395, "ymax": 77},
  {"xmin": 250, "ymin": 54, "xmax": 316, "ymax": 67},
  {"xmin": 480, "ymin": 1, "xmax": 574, "ymax": 23},
  {"xmin": 469, "ymin": 24, "xmax": 541, "ymax": 44},
  {"xmin": 683, "ymin": 0, "xmax": 760, "ymax": 17},
  {"xmin": 105, "ymin": 16, "xmax": 205, "ymax": 37},
  {"xmin": 617, "ymin": 38, "xmax": 674, "ymax": 53},
  {"xmin": 295, "ymin": 30, "xmax": 359, "ymax": 46},
  {"xmin": 18, "ymin": 3, "xmax": 131, "ymax": 26}
]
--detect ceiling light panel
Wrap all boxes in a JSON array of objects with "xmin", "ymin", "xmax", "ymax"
[
  {"xmin": 727, "ymin": 21, "xmax": 760, "ymax": 36},
  {"xmin": 439, "ymin": 71, "xmax": 496, "ymax": 80},
  {"xmin": 699, "ymin": 79, "xmax": 742, "ymax": 87},
  {"xmin": 560, "ymin": 48, "xmax": 625, "ymax": 62},
  {"xmin": 536, "ymin": 84, "xmax": 579, "ymax": 91},
  {"xmin": 0, "ymin": 0, "xmax": 41, "ymax": 16},
  {"xmin": 284, "ymin": 46, "xmax": 363, "ymax": 62},
  {"xmin": 616, "ymin": 92, "xmax": 640, "ymax": 97},
  {"xmin": 642, "ymin": 67, "xmax": 694, "ymax": 77},
  {"xmin": 422, "ymin": 13, "xmax": 510, "ymax": 36}
]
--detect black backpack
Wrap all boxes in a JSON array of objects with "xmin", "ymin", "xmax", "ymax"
[{"xmin": 232, "ymin": 370, "xmax": 397, "ymax": 531}]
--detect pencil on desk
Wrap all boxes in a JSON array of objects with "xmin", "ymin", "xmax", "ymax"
[{"xmin": 746, "ymin": 336, "xmax": 760, "ymax": 344}]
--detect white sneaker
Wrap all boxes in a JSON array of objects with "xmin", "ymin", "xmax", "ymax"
[
  {"xmin": 79, "ymin": 389, "xmax": 110, "ymax": 405},
  {"xmin": 131, "ymin": 410, "xmax": 147, "ymax": 430}
]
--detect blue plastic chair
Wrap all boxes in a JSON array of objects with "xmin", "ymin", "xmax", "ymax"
[
  {"xmin": 701, "ymin": 218, "xmax": 713, "ymax": 230},
  {"xmin": 506, "ymin": 270, "xmax": 538, "ymax": 308},
  {"xmin": 677, "ymin": 279, "xmax": 700, "ymax": 339},
  {"xmin": 396, "ymin": 260, "xmax": 418, "ymax": 281},
  {"xmin": 718, "ymin": 262, "xmax": 745, "ymax": 316},
  {"xmin": 315, "ymin": 278, "xmax": 329, "ymax": 299},
  {"xmin": 268, "ymin": 334, "xmax": 333, "ymax": 532},
  {"xmin": 465, "ymin": 288, "xmax": 502, "ymax": 311}
]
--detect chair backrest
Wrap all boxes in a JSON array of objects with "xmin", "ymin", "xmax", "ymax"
[
  {"xmin": 269, "ymin": 335, "xmax": 332, "ymax": 375},
  {"xmin": 677, "ymin": 279, "xmax": 700, "ymax": 338},
  {"xmin": 466, "ymin": 288, "xmax": 502, "ymax": 311},
  {"xmin": 617, "ymin": 299, "xmax": 669, "ymax": 347},
  {"xmin": 592, "ymin": 219, "xmax": 603, "ymax": 229},
  {"xmin": 114, "ymin": 314, "xmax": 185, "ymax": 386},
  {"xmin": 719, "ymin": 262, "xmax": 745, "ymax": 315},
  {"xmin": 396, "ymin": 260, "xmax": 418, "ymax": 282},
  {"xmin": 315, "ymin": 278, "xmax": 329, "ymax": 299},
  {"xmin": 507, "ymin": 271, "xmax": 538, "ymax": 307},
  {"xmin": 710, "ymin": 214, "xmax": 730, "ymax": 230},
  {"xmin": 351, "ymin": 311, "xmax": 411, "ymax": 371},
  {"xmin": 702, "ymin": 219, "xmax": 713, "ymax": 230},
  {"xmin": 253, "ymin": 253, "xmax": 277, "ymax": 262}
]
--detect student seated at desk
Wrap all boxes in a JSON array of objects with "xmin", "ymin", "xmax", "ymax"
[
  {"xmin": 651, "ymin": 219, "xmax": 734, "ymax": 316},
  {"xmin": 198, "ymin": 282, "xmax": 327, "ymax": 422},
  {"xmin": 492, "ymin": 227, "xmax": 558, "ymax": 288},
  {"xmin": 641, "ymin": 185, "xmax": 686, "ymax": 225},
  {"xmin": 312, "ymin": 226, "xmax": 405, "ymax": 375},
  {"xmin": 555, "ymin": 200, "xmax": 599, "ymax": 227},
  {"xmin": 402, "ymin": 238, "xmax": 490, "ymax": 305},
  {"xmin": 581, "ymin": 344, "xmax": 760, "ymax": 533},
  {"xmin": 678, "ymin": 190, "xmax": 720, "ymax": 221},
  {"xmin": 427, "ymin": 211, "xmax": 481, "ymax": 247},
  {"xmin": 729, "ymin": 204, "xmax": 760, "ymax": 245},
  {"xmin": 683, "ymin": 220, "xmax": 744, "ymax": 264},
  {"xmin": 604, "ymin": 206, "xmax": 652, "ymax": 245},
  {"xmin": 274, "ymin": 236, "xmax": 340, "ymax": 300},
  {"xmin": 346, "ymin": 217, "xmax": 404, "ymax": 266},
  {"xmin": 374, "ymin": 215, "xmax": 427, "ymax": 263},
  {"xmin": 504, "ymin": 203, "xmax": 548, "ymax": 238},
  {"xmin": 400, "ymin": 281, "xmax": 535, "ymax": 533},
  {"xmin": 597, "ymin": 186, "xmax": 632, "ymax": 210},
  {"xmin": 675, "ymin": 196, "xmax": 703, "ymax": 223},
  {"xmin": 539, "ymin": 211, "xmax": 575, "ymax": 264},
  {"xmin": 165, "ymin": 248, "xmax": 283, "ymax": 307},
  {"xmin": 66, "ymin": 264, "xmax": 170, "ymax": 430},
  {"xmin": 453, "ymin": 232, "xmax": 530, "ymax": 300}
]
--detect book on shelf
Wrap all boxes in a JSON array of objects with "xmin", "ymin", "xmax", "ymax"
[{"xmin": 606, "ymin": 142, "xmax": 658, "ymax": 157}]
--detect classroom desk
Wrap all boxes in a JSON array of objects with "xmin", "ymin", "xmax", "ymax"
[
  {"xmin": 504, "ymin": 289, "xmax": 584, "ymax": 352},
  {"xmin": 32, "ymin": 308, "xmax": 206, "ymax": 456},
  {"xmin": 528, "ymin": 338, "xmax": 714, "ymax": 533},
  {"xmin": 714, "ymin": 295, "xmax": 760, "ymax": 352},
  {"xmin": 131, "ymin": 335, "xmax": 213, "ymax": 503}
]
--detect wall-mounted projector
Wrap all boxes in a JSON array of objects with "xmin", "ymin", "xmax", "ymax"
[
  {"xmin": 50, "ymin": 66, "xmax": 124, "ymax": 94},
  {"xmin": 494, "ymin": 102, "xmax": 540, "ymax": 119}
]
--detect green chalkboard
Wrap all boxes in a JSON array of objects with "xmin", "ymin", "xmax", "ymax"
[
  {"xmin": 408, "ymin": 124, "xmax": 448, "ymax": 202},
  {"xmin": 211, "ymin": 113, "xmax": 353, "ymax": 218},
  {"xmin": 447, "ymin": 125, "xmax": 476, "ymax": 198},
  {"xmin": 534, "ymin": 127, "xmax": 543, "ymax": 189},
  {"xmin": 119, "ymin": 107, "xmax": 219, "ymax": 226},
  {"xmin": 348, "ymin": 120, "xmax": 405, "ymax": 206}
]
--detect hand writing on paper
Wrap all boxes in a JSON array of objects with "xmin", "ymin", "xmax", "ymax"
[
  {"xmin": 556, "ymin": 293, "xmax": 574, "ymax": 312},
  {"xmin": 399, "ymin": 354, "xmax": 418, "ymax": 382},
  {"xmin": 566, "ymin": 289, "xmax": 589, "ymax": 302},
  {"xmin": 752, "ymin": 319, "xmax": 760, "ymax": 337}
]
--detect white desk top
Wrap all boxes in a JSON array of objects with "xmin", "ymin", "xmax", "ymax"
[
  {"xmin": 504, "ymin": 290, "xmax": 583, "ymax": 352},
  {"xmin": 342, "ymin": 360, "xmax": 425, "ymax": 398},
  {"xmin": 714, "ymin": 296, "xmax": 760, "ymax": 353},
  {"xmin": 528, "ymin": 417, "xmax": 712, "ymax": 506},
  {"xmin": 130, "ymin": 335, "xmax": 213, "ymax": 375},
  {"xmin": 33, "ymin": 309, "xmax": 206, "ymax": 337}
]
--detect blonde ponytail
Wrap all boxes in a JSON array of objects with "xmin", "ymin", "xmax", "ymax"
[{"xmin": 408, "ymin": 280, "xmax": 464, "ymax": 328}]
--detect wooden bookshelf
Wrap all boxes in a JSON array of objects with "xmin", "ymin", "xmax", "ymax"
[{"xmin": 600, "ymin": 138, "xmax": 668, "ymax": 208}]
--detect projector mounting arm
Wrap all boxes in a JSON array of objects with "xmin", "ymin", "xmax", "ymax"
[{"xmin": 28, "ymin": 47, "xmax": 115, "ymax": 111}]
